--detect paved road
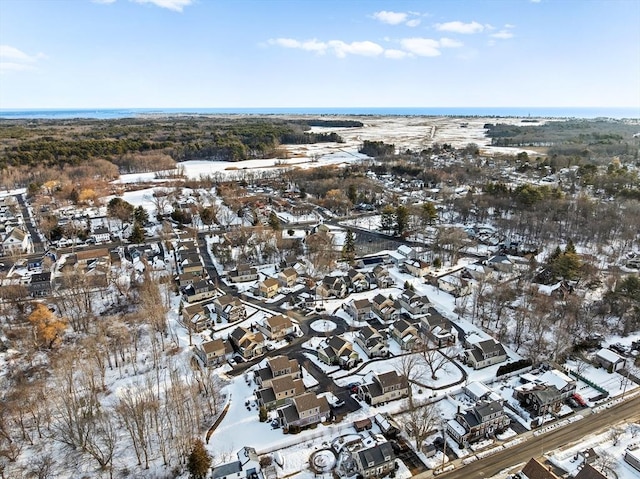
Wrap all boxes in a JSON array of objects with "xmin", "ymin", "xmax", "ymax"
[
  {"xmin": 416, "ymin": 394, "xmax": 640, "ymax": 479},
  {"xmin": 16, "ymin": 194, "xmax": 45, "ymax": 254}
]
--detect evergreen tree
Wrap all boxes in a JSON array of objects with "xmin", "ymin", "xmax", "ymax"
[
  {"xmin": 268, "ymin": 212, "xmax": 281, "ymax": 231},
  {"xmin": 133, "ymin": 205, "xmax": 149, "ymax": 225},
  {"xmin": 421, "ymin": 202, "xmax": 438, "ymax": 225},
  {"xmin": 342, "ymin": 230, "xmax": 356, "ymax": 263},
  {"xmin": 259, "ymin": 406, "xmax": 268, "ymax": 422},
  {"xmin": 395, "ymin": 205, "xmax": 409, "ymax": 237},
  {"xmin": 380, "ymin": 205, "xmax": 395, "ymax": 233},
  {"xmin": 187, "ymin": 438, "xmax": 211, "ymax": 479},
  {"xmin": 129, "ymin": 221, "xmax": 145, "ymax": 244}
]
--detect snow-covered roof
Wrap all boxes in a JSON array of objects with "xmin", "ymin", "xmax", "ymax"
[
  {"xmin": 447, "ymin": 419, "xmax": 466, "ymax": 436},
  {"xmin": 539, "ymin": 369, "xmax": 574, "ymax": 391},
  {"xmin": 596, "ymin": 348, "xmax": 625, "ymax": 364},
  {"xmin": 465, "ymin": 381, "xmax": 492, "ymax": 399}
]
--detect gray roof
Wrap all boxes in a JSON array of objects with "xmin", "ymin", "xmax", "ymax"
[
  {"xmin": 212, "ymin": 460, "xmax": 242, "ymax": 479},
  {"xmin": 357, "ymin": 442, "xmax": 395, "ymax": 470}
]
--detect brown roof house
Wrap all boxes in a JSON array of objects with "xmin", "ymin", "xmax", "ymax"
[
  {"xmin": 389, "ymin": 318, "xmax": 421, "ymax": 351},
  {"xmin": 256, "ymin": 375, "xmax": 305, "ymax": 410},
  {"xmin": 519, "ymin": 458, "xmax": 561, "ymax": 479},
  {"xmin": 257, "ymin": 277, "xmax": 280, "ymax": 298},
  {"xmin": 317, "ymin": 275, "xmax": 348, "ymax": 299},
  {"xmin": 195, "ymin": 338, "xmax": 233, "ymax": 367},
  {"xmin": 254, "ymin": 355, "xmax": 301, "ymax": 388},
  {"xmin": 182, "ymin": 303, "xmax": 210, "ymax": 333},
  {"xmin": 213, "ymin": 294, "xmax": 246, "ymax": 323},
  {"xmin": 345, "ymin": 298, "xmax": 373, "ymax": 322},
  {"xmin": 229, "ymin": 326, "xmax": 265, "ymax": 359},
  {"xmin": 278, "ymin": 267, "xmax": 298, "ymax": 288},
  {"xmin": 257, "ymin": 314, "xmax": 295, "ymax": 340},
  {"xmin": 358, "ymin": 371, "xmax": 409, "ymax": 406},
  {"xmin": 276, "ymin": 392, "xmax": 330, "ymax": 433}
]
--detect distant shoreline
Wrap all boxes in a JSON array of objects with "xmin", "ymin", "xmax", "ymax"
[{"xmin": 1, "ymin": 107, "xmax": 639, "ymax": 120}]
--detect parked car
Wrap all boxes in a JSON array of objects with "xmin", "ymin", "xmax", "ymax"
[
  {"xmin": 332, "ymin": 399, "xmax": 345, "ymax": 408},
  {"xmin": 572, "ymin": 393, "xmax": 587, "ymax": 407},
  {"xmin": 227, "ymin": 358, "xmax": 237, "ymax": 367},
  {"xmin": 345, "ymin": 381, "xmax": 361, "ymax": 390}
]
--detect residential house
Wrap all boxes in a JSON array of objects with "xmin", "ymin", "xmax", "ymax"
[
  {"xmin": 396, "ymin": 245, "xmax": 417, "ymax": 260},
  {"xmin": 462, "ymin": 263, "xmax": 491, "ymax": 281},
  {"xmin": 519, "ymin": 458, "xmax": 561, "ymax": 479},
  {"xmin": 404, "ymin": 259, "xmax": 430, "ymax": 278},
  {"xmin": 537, "ymin": 369, "xmax": 577, "ymax": 400},
  {"xmin": 464, "ymin": 381, "xmax": 501, "ymax": 403},
  {"xmin": 258, "ymin": 314, "xmax": 295, "ymax": 340},
  {"xmin": 355, "ymin": 324, "xmax": 389, "ymax": 358},
  {"xmin": 596, "ymin": 348, "xmax": 626, "ymax": 372},
  {"xmin": 276, "ymin": 392, "xmax": 330, "ymax": 432},
  {"xmin": 347, "ymin": 268, "xmax": 370, "ymax": 292},
  {"xmin": 176, "ymin": 272, "xmax": 198, "ymax": 288},
  {"xmin": 371, "ymin": 264, "xmax": 393, "ymax": 288},
  {"xmin": 446, "ymin": 400, "xmax": 510, "ymax": 447},
  {"xmin": 398, "ymin": 290, "xmax": 431, "ymax": 317},
  {"xmin": 91, "ymin": 226, "xmax": 111, "ymax": 243},
  {"xmin": 229, "ymin": 326, "xmax": 265, "ymax": 359},
  {"xmin": 195, "ymin": 338, "xmax": 232, "ymax": 367},
  {"xmin": 257, "ymin": 277, "xmax": 280, "ymax": 298},
  {"xmin": 2, "ymin": 227, "xmax": 33, "ymax": 256},
  {"xmin": 358, "ymin": 371, "xmax": 409, "ymax": 406},
  {"xmin": 212, "ymin": 446, "xmax": 261, "ymax": 479},
  {"xmin": 437, "ymin": 273, "xmax": 471, "ymax": 297},
  {"xmin": 574, "ymin": 464, "xmax": 607, "ymax": 479},
  {"xmin": 486, "ymin": 254, "xmax": 514, "ymax": 273},
  {"xmin": 29, "ymin": 272, "xmax": 52, "ymax": 297},
  {"xmin": 419, "ymin": 309, "xmax": 457, "ymax": 347},
  {"xmin": 182, "ymin": 280, "xmax": 217, "ymax": 303},
  {"xmin": 229, "ymin": 264, "xmax": 258, "ymax": 283},
  {"xmin": 371, "ymin": 294, "xmax": 400, "ymax": 322},
  {"xmin": 514, "ymin": 382, "xmax": 566, "ymax": 417},
  {"xmin": 465, "ymin": 339, "xmax": 508, "ymax": 369},
  {"xmin": 352, "ymin": 442, "xmax": 396, "ymax": 479},
  {"xmin": 256, "ymin": 375, "xmax": 305, "ymax": 410},
  {"xmin": 317, "ymin": 275, "xmax": 348, "ymax": 299},
  {"xmin": 254, "ymin": 355, "xmax": 301, "ymax": 388},
  {"xmin": 182, "ymin": 303, "xmax": 209, "ymax": 333},
  {"xmin": 318, "ymin": 336, "xmax": 357, "ymax": 368},
  {"xmin": 278, "ymin": 267, "xmax": 298, "ymax": 288},
  {"xmin": 180, "ymin": 253, "xmax": 204, "ymax": 277},
  {"xmin": 389, "ymin": 318, "xmax": 421, "ymax": 351},
  {"xmin": 213, "ymin": 294, "xmax": 246, "ymax": 323},
  {"xmin": 346, "ymin": 298, "xmax": 373, "ymax": 322}
]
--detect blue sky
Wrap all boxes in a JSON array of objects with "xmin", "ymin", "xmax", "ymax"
[{"xmin": 0, "ymin": 0, "xmax": 639, "ymax": 109}]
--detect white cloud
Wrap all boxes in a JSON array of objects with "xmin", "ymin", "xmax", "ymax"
[
  {"xmin": 435, "ymin": 20, "xmax": 485, "ymax": 34},
  {"xmin": 0, "ymin": 45, "xmax": 45, "ymax": 73},
  {"xmin": 384, "ymin": 49, "xmax": 411, "ymax": 59},
  {"xmin": 92, "ymin": 0, "xmax": 117, "ymax": 4},
  {"xmin": 131, "ymin": 0, "xmax": 193, "ymax": 12},
  {"xmin": 372, "ymin": 10, "xmax": 408, "ymax": 25},
  {"xmin": 490, "ymin": 30, "xmax": 514, "ymax": 39},
  {"xmin": 405, "ymin": 19, "xmax": 421, "ymax": 27},
  {"xmin": 530, "ymin": 0, "xmax": 542, "ymax": 3},
  {"xmin": 269, "ymin": 38, "xmax": 384, "ymax": 58},
  {"xmin": 504, "ymin": 23, "xmax": 516, "ymax": 29},
  {"xmin": 439, "ymin": 37, "xmax": 464, "ymax": 48},
  {"xmin": 400, "ymin": 38, "xmax": 441, "ymax": 57}
]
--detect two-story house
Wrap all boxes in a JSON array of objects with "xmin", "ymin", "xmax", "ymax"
[
  {"xmin": 194, "ymin": 338, "xmax": 233, "ymax": 367},
  {"xmin": 229, "ymin": 326, "xmax": 265, "ymax": 359},
  {"xmin": 352, "ymin": 442, "xmax": 396, "ymax": 479},
  {"xmin": 371, "ymin": 294, "xmax": 400, "ymax": 322},
  {"xmin": 446, "ymin": 400, "xmax": 510, "ymax": 447},
  {"xmin": 371, "ymin": 265, "xmax": 394, "ymax": 288},
  {"xmin": 404, "ymin": 259, "xmax": 430, "ymax": 278},
  {"xmin": 514, "ymin": 383, "xmax": 566, "ymax": 417},
  {"xmin": 179, "ymin": 253, "xmax": 204, "ymax": 278},
  {"xmin": 213, "ymin": 294, "xmax": 246, "ymax": 323},
  {"xmin": 347, "ymin": 269, "xmax": 370, "ymax": 292},
  {"xmin": 229, "ymin": 264, "xmax": 258, "ymax": 283},
  {"xmin": 182, "ymin": 280, "xmax": 217, "ymax": 303},
  {"xmin": 419, "ymin": 309, "xmax": 457, "ymax": 348},
  {"xmin": 317, "ymin": 275, "xmax": 348, "ymax": 299},
  {"xmin": 398, "ymin": 290, "xmax": 431, "ymax": 317},
  {"xmin": 257, "ymin": 277, "xmax": 280, "ymax": 298},
  {"xmin": 182, "ymin": 303, "xmax": 210, "ymax": 333},
  {"xmin": 254, "ymin": 355, "xmax": 301, "ymax": 388},
  {"xmin": 318, "ymin": 336, "xmax": 357, "ymax": 368},
  {"xmin": 355, "ymin": 324, "xmax": 389, "ymax": 359},
  {"xmin": 465, "ymin": 339, "xmax": 508, "ymax": 369},
  {"xmin": 358, "ymin": 371, "xmax": 409, "ymax": 406},
  {"xmin": 389, "ymin": 318, "xmax": 421, "ymax": 351},
  {"xmin": 257, "ymin": 314, "xmax": 295, "ymax": 340},
  {"xmin": 256, "ymin": 375, "xmax": 305, "ymax": 410},
  {"xmin": 278, "ymin": 267, "xmax": 298, "ymax": 288},
  {"xmin": 29, "ymin": 272, "xmax": 52, "ymax": 297},
  {"xmin": 276, "ymin": 392, "xmax": 330, "ymax": 432},
  {"xmin": 345, "ymin": 298, "xmax": 373, "ymax": 322}
]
